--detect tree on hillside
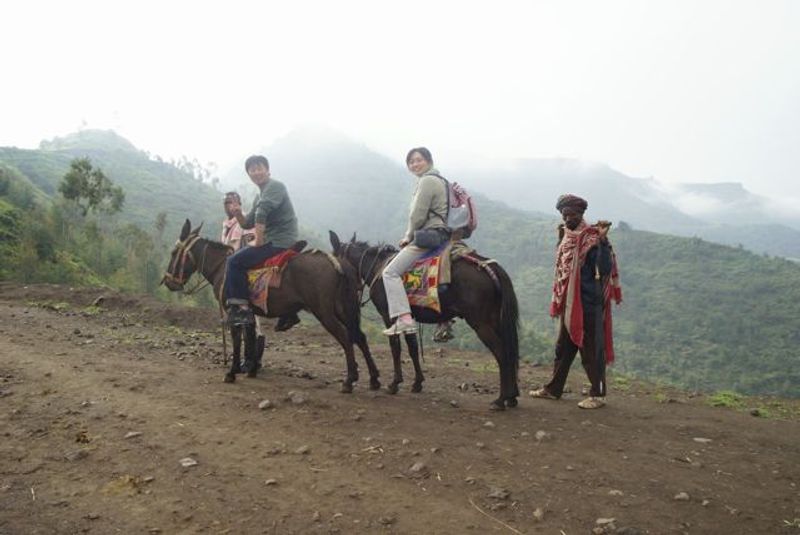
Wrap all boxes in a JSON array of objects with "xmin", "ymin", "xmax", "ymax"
[{"xmin": 58, "ymin": 158, "xmax": 125, "ymax": 216}]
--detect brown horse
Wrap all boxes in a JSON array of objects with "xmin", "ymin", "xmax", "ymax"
[
  {"xmin": 162, "ymin": 219, "xmax": 380, "ymax": 392},
  {"xmin": 329, "ymin": 231, "xmax": 520, "ymax": 410}
]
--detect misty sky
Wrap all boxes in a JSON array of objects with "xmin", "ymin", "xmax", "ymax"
[{"xmin": 2, "ymin": 0, "xmax": 799, "ymax": 199}]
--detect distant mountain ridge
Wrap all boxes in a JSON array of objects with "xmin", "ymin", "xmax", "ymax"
[{"xmin": 450, "ymin": 158, "xmax": 800, "ymax": 258}]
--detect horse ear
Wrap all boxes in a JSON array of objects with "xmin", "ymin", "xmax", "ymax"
[
  {"xmin": 193, "ymin": 221, "xmax": 204, "ymax": 236},
  {"xmin": 350, "ymin": 232, "xmax": 357, "ymax": 243},
  {"xmin": 180, "ymin": 219, "xmax": 191, "ymax": 241},
  {"xmin": 329, "ymin": 231, "xmax": 341, "ymax": 252}
]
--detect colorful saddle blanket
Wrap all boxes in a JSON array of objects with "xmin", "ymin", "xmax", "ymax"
[
  {"xmin": 247, "ymin": 249, "xmax": 300, "ymax": 313},
  {"xmin": 402, "ymin": 243, "xmax": 451, "ymax": 313}
]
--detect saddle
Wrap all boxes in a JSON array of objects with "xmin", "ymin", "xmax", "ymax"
[{"xmin": 247, "ymin": 241, "xmax": 307, "ymax": 313}]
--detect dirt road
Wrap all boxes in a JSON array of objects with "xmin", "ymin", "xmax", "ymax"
[{"xmin": 1, "ymin": 283, "xmax": 798, "ymax": 534}]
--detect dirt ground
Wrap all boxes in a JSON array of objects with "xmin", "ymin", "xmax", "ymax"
[{"xmin": 1, "ymin": 282, "xmax": 799, "ymax": 535}]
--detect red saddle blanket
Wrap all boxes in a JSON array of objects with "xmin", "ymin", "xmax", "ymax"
[{"xmin": 247, "ymin": 250, "xmax": 300, "ymax": 313}]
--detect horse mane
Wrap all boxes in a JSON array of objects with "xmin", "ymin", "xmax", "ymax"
[{"xmin": 196, "ymin": 235, "xmax": 234, "ymax": 253}]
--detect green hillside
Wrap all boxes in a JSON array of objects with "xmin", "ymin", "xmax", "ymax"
[{"xmin": 0, "ymin": 129, "xmax": 221, "ymax": 235}]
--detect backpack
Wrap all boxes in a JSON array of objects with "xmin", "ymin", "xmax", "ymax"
[{"xmin": 430, "ymin": 173, "xmax": 478, "ymax": 237}]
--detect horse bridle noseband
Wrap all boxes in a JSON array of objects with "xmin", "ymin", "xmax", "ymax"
[{"xmin": 163, "ymin": 235, "xmax": 212, "ymax": 295}]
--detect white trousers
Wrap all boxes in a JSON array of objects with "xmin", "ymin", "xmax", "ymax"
[{"xmin": 382, "ymin": 244, "xmax": 428, "ymax": 319}]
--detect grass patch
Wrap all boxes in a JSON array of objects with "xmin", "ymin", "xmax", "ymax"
[
  {"xmin": 707, "ymin": 390, "xmax": 745, "ymax": 409},
  {"xmin": 82, "ymin": 305, "xmax": 102, "ymax": 316}
]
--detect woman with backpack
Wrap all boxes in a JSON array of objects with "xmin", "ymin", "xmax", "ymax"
[{"xmin": 381, "ymin": 147, "xmax": 450, "ymax": 336}]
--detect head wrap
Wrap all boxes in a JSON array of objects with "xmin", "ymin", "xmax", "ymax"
[{"xmin": 555, "ymin": 194, "xmax": 588, "ymax": 213}]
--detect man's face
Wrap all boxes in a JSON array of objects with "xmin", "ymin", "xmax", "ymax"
[
  {"xmin": 561, "ymin": 207, "xmax": 584, "ymax": 230},
  {"xmin": 247, "ymin": 163, "xmax": 270, "ymax": 186}
]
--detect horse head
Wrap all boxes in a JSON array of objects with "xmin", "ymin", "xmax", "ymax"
[{"xmin": 162, "ymin": 219, "xmax": 205, "ymax": 291}]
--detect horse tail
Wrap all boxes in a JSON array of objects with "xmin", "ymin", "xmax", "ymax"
[
  {"xmin": 338, "ymin": 260, "xmax": 363, "ymax": 344},
  {"xmin": 491, "ymin": 262, "xmax": 520, "ymax": 397}
]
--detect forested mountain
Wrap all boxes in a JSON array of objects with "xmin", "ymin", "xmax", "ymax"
[{"xmin": 0, "ymin": 129, "xmax": 221, "ymax": 235}]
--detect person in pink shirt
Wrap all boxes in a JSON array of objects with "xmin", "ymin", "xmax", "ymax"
[{"xmin": 221, "ymin": 192, "xmax": 255, "ymax": 250}]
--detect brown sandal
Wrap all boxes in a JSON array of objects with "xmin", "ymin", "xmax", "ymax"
[
  {"xmin": 577, "ymin": 396, "xmax": 606, "ymax": 409},
  {"xmin": 529, "ymin": 387, "xmax": 558, "ymax": 400}
]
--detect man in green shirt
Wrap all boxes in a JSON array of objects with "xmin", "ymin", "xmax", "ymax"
[{"xmin": 224, "ymin": 155, "xmax": 300, "ymax": 328}]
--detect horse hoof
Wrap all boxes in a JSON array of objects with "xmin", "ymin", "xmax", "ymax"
[
  {"xmin": 411, "ymin": 383, "xmax": 423, "ymax": 393},
  {"xmin": 489, "ymin": 400, "xmax": 506, "ymax": 411},
  {"xmin": 246, "ymin": 369, "xmax": 257, "ymax": 378},
  {"xmin": 369, "ymin": 379, "xmax": 381, "ymax": 391},
  {"xmin": 231, "ymin": 366, "xmax": 242, "ymax": 375},
  {"xmin": 341, "ymin": 383, "xmax": 354, "ymax": 394},
  {"xmin": 387, "ymin": 384, "xmax": 399, "ymax": 395},
  {"xmin": 223, "ymin": 373, "xmax": 236, "ymax": 383},
  {"xmin": 505, "ymin": 397, "xmax": 518, "ymax": 408}
]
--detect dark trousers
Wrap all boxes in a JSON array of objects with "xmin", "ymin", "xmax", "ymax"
[
  {"xmin": 224, "ymin": 242, "xmax": 285, "ymax": 305},
  {"xmin": 545, "ymin": 304, "xmax": 607, "ymax": 398}
]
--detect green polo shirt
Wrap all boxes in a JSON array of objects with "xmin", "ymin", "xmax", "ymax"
[{"xmin": 242, "ymin": 178, "xmax": 298, "ymax": 248}]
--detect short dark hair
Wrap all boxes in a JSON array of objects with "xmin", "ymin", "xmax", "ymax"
[
  {"xmin": 224, "ymin": 191, "xmax": 241, "ymax": 203},
  {"xmin": 406, "ymin": 147, "xmax": 433, "ymax": 166},
  {"xmin": 244, "ymin": 155, "xmax": 270, "ymax": 172}
]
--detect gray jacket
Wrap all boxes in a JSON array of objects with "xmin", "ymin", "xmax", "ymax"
[{"xmin": 403, "ymin": 168, "xmax": 449, "ymax": 242}]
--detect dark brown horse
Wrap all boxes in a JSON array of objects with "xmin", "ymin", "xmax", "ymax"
[
  {"xmin": 162, "ymin": 219, "xmax": 380, "ymax": 392},
  {"xmin": 329, "ymin": 231, "xmax": 520, "ymax": 410}
]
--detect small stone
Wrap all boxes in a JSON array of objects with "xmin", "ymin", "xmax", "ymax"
[
  {"xmin": 64, "ymin": 449, "xmax": 88, "ymax": 462},
  {"xmin": 566, "ymin": 465, "xmax": 574, "ymax": 471},
  {"xmin": 86, "ymin": 513, "xmax": 100, "ymax": 520},
  {"xmin": 378, "ymin": 516, "xmax": 396, "ymax": 525},
  {"xmin": 596, "ymin": 517, "xmax": 616, "ymax": 525},
  {"xmin": 693, "ymin": 437, "xmax": 712, "ymax": 444},
  {"xmin": 144, "ymin": 476, "xmax": 155, "ymax": 483},
  {"xmin": 179, "ymin": 457, "xmax": 198, "ymax": 468},
  {"xmin": 535, "ymin": 430, "xmax": 550, "ymax": 442},
  {"xmin": 409, "ymin": 461, "xmax": 427, "ymax": 474},
  {"xmin": 609, "ymin": 489, "xmax": 624, "ymax": 496},
  {"xmin": 312, "ymin": 511, "xmax": 321, "ymax": 522},
  {"xmin": 487, "ymin": 487, "xmax": 510, "ymax": 500},
  {"xmin": 295, "ymin": 445, "xmax": 310, "ymax": 455},
  {"xmin": 449, "ymin": 400, "xmax": 459, "ymax": 408},
  {"xmin": 483, "ymin": 421, "xmax": 495, "ymax": 428},
  {"xmin": 592, "ymin": 528, "xmax": 605, "ymax": 535},
  {"xmin": 749, "ymin": 408, "xmax": 761, "ymax": 417},
  {"xmin": 520, "ymin": 431, "xmax": 530, "ymax": 437},
  {"xmin": 701, "ymin": 499, "xmax": 710, "ymax": 506},
  {"xmin": 124, "ymin": 431, "xmax": 142, "ymax": 439},
  {"xmin": 465, "ymin": 477, "xmax": 476, "ymax": 484},
  {"xmin": 674, "ymin": 492, "xmax": 690, "ymax": 501},
  {"xmin": 258, "ymin": 399, "xmax": 272, "ymax": 410},
  {"xmin": 476, "ymin": 442, "xmax": 485, "ymax": 449},
  {"xmin": 402, "ymin": 439, "xmax": 410, "ymax": 446},
  {"xmin": 286, "ymin": 391, "xmax": 307, "ymax": 405},
  {"xmin": 532, "ymin": 507, "xmax": 545, "ymax": 521},
  {"xmin": 264, "ymin": 479, "xmax": 278, "ymax": 486},
  {"xmin": 73, "ymin": 328, "xmax": 81, "ymax": 335}
]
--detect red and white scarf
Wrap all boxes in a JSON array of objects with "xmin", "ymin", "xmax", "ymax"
[{"xmin": 549, "ymin": 220, "xmax": 622, "ymax": 363}]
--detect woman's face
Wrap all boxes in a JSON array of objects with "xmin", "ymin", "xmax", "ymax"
[{"xmin": 407, "ymin": 152, "xmax": 431, "ymax": 177}]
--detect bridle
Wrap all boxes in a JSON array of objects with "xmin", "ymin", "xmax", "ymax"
[
  {"xmin": 162, "ymin": 234, "xmax": 212, "ymax": 295},
  {"xmin": 341, "ymin": 242, "xmax": 390, "ymax": 307}
]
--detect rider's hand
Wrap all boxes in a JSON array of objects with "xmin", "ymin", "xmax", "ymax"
[{"xmin": 399, "ymin": 238, "xmax": 410, "ymax": 248}]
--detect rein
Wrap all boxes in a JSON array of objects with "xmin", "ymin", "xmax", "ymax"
[{"xmin": 344, "ymin": 243, "xmax": 387, "ymax": 307}]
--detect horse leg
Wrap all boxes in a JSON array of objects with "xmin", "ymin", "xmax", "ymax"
[
  {"xmin": 224, "ymin": 325, "xmax": 242, "ymax": 383},
  {"xmin": 244, "ymin": 324, "xmax": 258, "ymax": 378},
  {"xmin": 405, "ymin": 333, "xmax": 425, "ymax": 393},
  {"xmin": 354, "ymin": 328, "xmax": 381, "ymax": 390},
  {"xmin": 255, "ymin": 334, "xmax": 265, "ymax": 372},
  {"xmin": 315, "ymin": 313, "xmax": 359, "ymax": 393},
  {"xmin": 386, "ymin": 334, "xmax": 404, "ymax": 394},
  {"xmin": 471, "ymin": 322, "xmax": 512, "ymax": 411}
]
